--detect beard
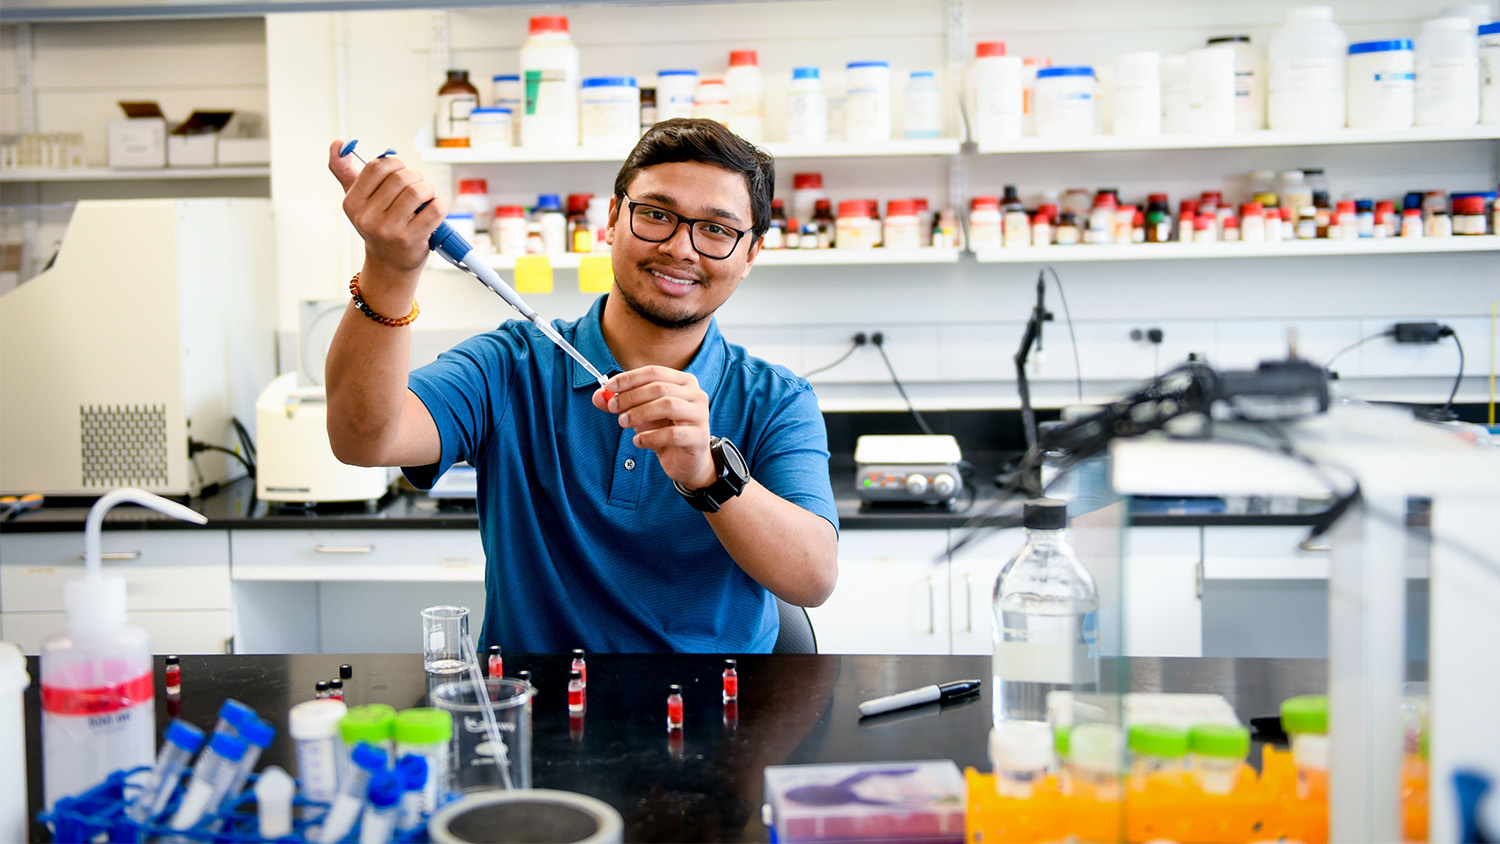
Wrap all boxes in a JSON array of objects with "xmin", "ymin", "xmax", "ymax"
[{"xmin": 616, "ymin": 262, "xmax": 715, "ymax": 330}]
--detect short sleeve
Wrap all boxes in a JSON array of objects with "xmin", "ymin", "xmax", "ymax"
[
  {"xmin": 402, "ymin": 331, "xmax": 515, "ymax": 489},
  {"xmin": 745, "ymin": 384, "xmax": 839, "ymax": 533}
]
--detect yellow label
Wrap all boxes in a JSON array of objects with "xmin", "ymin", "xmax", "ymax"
[
  {"xmin": 577, "ymin": 255, "xmax": 615, "ymax": 293},
  {"xmin": 513, "ymin": 256, "xmax": 553, "ymax": 294}
]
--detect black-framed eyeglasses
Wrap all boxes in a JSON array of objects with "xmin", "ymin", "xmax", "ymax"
[{"xmin": 623, "ymin": 195, "xmax": 751, "ymax": 260}]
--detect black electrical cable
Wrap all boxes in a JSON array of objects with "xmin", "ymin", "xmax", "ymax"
[
  {"xmin": 801, "ymin": 334, "xmax": 864, "ymax": 379},
  {"xmin": 1042, "ymin": 266, "xmax": 1084, "ymax": 404},
  {"xmin": 872, "ymin": 335, "xmax": 935, "ymax": 436},
  {"xmin": 191, "ymin": 442, "xmax": 256, "ymax": 479},
  {"xmin": 1439, "ymin": 329, "xmax": 1464, "ymax": 421},
  {"xmin": 1322, "ymin": 329, "xmax": 1393, "ymax": 376},
  {"xmin": 231, "ymin": 417, "xmax": 258, "ymax": 475}
]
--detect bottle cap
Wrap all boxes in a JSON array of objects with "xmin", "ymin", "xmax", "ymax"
[
  {"xmin": 1453, "ymin": 196, "xmax": 1485, "ymax": 214},
  {"xmin": 496, "ymin": 205, "xmax": 526, "ymax": 218},
  {"xmin": 340, "ymin": 664, "xmax": 353, "ymax": 680},
  {"xmin": 329, "ymin": 678, "xmax": 343, "ymax": 690},
  {"xmin": 1241, "ymin": 202, "xmax": 1264, "ymax": 216},
  {"xmin": 913, "ymin": 198, "xmax": 930, "ymax": 211},
  {"xmin": 1128, "ymin": 723, "xmax": 1189, "ymax": 758},
  {"xmin": 1206, "ymin": 35, "xmax": 1250, "ymax": 45},
  {"xmin": 724, "ymin": 658, "xmax": 737, "ymax": 668},
  {"xmin": 839, "ymin": 199, "xmax": 872, "ymax": 217},
  {"xmin": 814, "ymin": 198, "xmax": 832, "ymax": 211},
  {"xmin": 394, "ymin": 707, "xmax": 453, "ymax": 745},
  {"xmin": 457, "ymin": 179, "xmax": 488, "ymax": 194},
  {"xmin": 910, "ymin": 70, "xmax": 935, "ymax": 78},
  {"xmin": 1068, "ymin": 723, "xmax": 1122, "ymax": 770},
  {"xmin": 351, "ymin": 742, "xmax": 390, "ymax": 772},
  {"xmin": 572, "ymin": 648, "xmax": 586, "ymax": 658},
  {"xmin": 1189, "ymin": 723, "xmax": 1251, "ymax": 759},
  {"xmin": 657, "ymin": 69, "xmax": 698, "ymax": 77},
  {"xmin": 288, "ymin": 699, "xmax": 349, "ymax": 739},
  {"xmin": 240, "ymin": 716, "xmax": 277, "ymax": 749},
  {"xmin": 536, "ymin": 194, "xmax": 562, "ymax": 211},
  {"xmin": 209, "ymin": 732, "xmax": 248, "ymax": 763},
  {"xmin": 729, "ymin": 50, "xmax": 758, "ymax": 67},
  {"xmin": 793, "ymin": 173, "xmax": 823, "ymax": 189},
  {"xmin": 969, "ymin": 196, "xmax": 1000, "ymax": 210},
  {"xmin": 528, "ymin": 15, "xmax": 569, "ymax": 34},
  {"xmin": 488, "ymin": 645, "xmax": 501, "ymax": 656},
  {"xmin": 1286, "ymin": 6, "xmax": 1334, "ymax": 22},
  {"xmin": 567, "ymin": 193, "xmax": 593, "ymax": 214},
  {"xmin": 1349, "ymin": 39, "xmax": 1413, "ymax": 54},
  {"xmin": 771, "ymin": 197, "xmax": 785, "ymax": 210},
  {"xmin": 1423, "ymin": 16, "xmax": 1476, "ymax": 32},
  {"xmin": 791, "ymin": 67, "xmax": 821, "ymax": 80},
  {"xmin": 582, "ymin": 76, "xmax": 638, "ymax": 88},
  {"xmin": 1337, "ymin": 200, "xmax": 1356, "ymax": 214},
  {"xmin": 1280, "ymin": 694, "xmax": 1329, "ymax": 735},
  {"xmin": 847, "ymin": 60, "xmax": 890, "ymax": 69},
  {"xmin": 368, "ymin": 772, "xmax": 403, "ymax": 808},
  {"xmin": 570, "ymin": 669, "xmax": 583, "ymax": 680},
  {"xmin": 887, "ymin": 199, "xmax": 918, "ymax": 217},
  {"xmin": 165, "ymin": 719, "xmax": 206, "ymax": 753},
  {"xmin": 976, "ymin": 41, "xmax": 1006, "ymax": 58},
  {"xmin": 668, "ymin": 684, "xmax": 682, "ymax": 694},
  {"xmin": 219, "ymin": 698, "xmax": 258, "ymax": 730},
  {"xmin": 1022, "ymin": 497, "xmax": 1067, "ymax": 530},
  {"xmin": 339, "ymin": 703, "xmax": 398, "ymax": 745},
  {"xmin": 397, "ymin": 754, "xmax": 429, "ymax": 790},
  {"xmin": 316, "ymin": 680, "xmax": 330, "ymax": 693},
  {"xmin": 1036, "ymin": 66, "xmax": 1095, "ymax": 79},
  {"xmin": 1482, "ymin": 21, "xmax": 1500, "ymax": 36},
  {"xmin": 165, "ymin": 655, "xmax": 180, "ymax": 666}
]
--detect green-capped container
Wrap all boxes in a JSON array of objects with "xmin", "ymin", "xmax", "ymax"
[
  {"xmin": 1189, "ymin": 724, "xmax": 1251, "ymax": 795},
  {"xmin": 1280, "ymin": 694, "xmax": 1329, "ymax": 735},
  {"xmin": 1129, "ymin": 723, "xmax": 1189, "ymax": 758},
  {"xmin": 340, "ymin": 703, "xmax": 398, "ymax": 748},
  {"xmin": 394, "ymin": 707, "xmax": 454, "ymax": 745}
]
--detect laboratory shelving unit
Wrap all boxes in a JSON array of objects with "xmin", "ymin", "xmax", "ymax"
[
  {"xmin": 1, "ymin": 166, "xmax": 270, "ymax": 181},
  {"xmin": 973, "ymin": 125, "xmax": 1500, "ymax": 154},
  {"xmin": 417, "ymin": 136, "xmax": 965, "ymax": 164},
  {"xmin": 973, "ymin": 235, "xmax": 1500, "ymax": 263}
]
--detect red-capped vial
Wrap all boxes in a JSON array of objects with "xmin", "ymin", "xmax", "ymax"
[
  {"xmin": 568, "ymin": 669, "xmax": 584, "ymax": 712},
  {"xmin": 164, "ymin": 655, "xmax": 181, "ymax": 696},
  {"xmin": 488, "ymin": 645, "xmax": 503, "ymax": 678},
  {"xmin": 571, "ymin": 649, "xmax": 587, "ymax": 687},
  {"xmin": 328, "ymin": 677, "xmax": 344, "ymax": 701},
  {"xmin": 315, "ymin": 680, "xmax": 330, "ymax": 699},
  {"xmin": 722, "ymin": 659, "xmax": 738, "ymax": 703},
  {"xmin": 667, "ymin": 684, "xmax": 684, "ymax": 731}
]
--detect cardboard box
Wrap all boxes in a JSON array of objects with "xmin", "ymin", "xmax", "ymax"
[{"xmin": 107, "ymin": 102, "xmax": 167, "ymax": 169}]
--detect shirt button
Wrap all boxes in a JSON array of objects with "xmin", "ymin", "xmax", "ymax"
[{"xmin": 624, "ymin": 458, "xmax": 637, "ymax": 471}]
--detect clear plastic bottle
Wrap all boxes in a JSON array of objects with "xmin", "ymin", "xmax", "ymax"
[{"xmin": 991, "ymin": 498, "xmax": 1099, "ymax": 726}]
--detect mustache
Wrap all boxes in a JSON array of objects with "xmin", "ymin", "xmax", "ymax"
[{"xmin": 636, "ymin": 260, "xmax": 708, "ymax": 285}]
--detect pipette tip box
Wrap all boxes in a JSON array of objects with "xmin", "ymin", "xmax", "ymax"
[{"xmin": 762, "ymin": 759, "xmax": 966, "ymax": 843}]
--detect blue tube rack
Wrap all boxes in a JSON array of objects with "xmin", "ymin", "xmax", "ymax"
[{"xmin": 36, "ymin": 767, "xmax": 430, "ymax": 844}]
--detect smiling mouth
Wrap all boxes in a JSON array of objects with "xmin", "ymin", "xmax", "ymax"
[{"xmin": 647, "ymin": 267, "xmax": 704, "ymax": 289}]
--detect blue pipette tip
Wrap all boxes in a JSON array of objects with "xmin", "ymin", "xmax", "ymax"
[{"xmin": 338, "ymin": 139, "xmax": 359, "ymax": 158}]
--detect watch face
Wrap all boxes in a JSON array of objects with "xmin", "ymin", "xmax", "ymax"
[{"xmin": 717, "ymin": 438, "xmax": 748, "ymax": 479}]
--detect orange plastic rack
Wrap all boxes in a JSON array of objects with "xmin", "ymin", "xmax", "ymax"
[{"xmin": 965, "ymin": 745, "xmax": 1428, "ymax": 844}]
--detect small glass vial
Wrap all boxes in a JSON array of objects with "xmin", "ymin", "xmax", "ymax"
[
  {"xmin": 722, "ymin": 659, "xmax": 738, "ymax": 703},
  {"xmin": 435, "ymin": 69, "xmax": 480, "ymax": 148},
  {"xmin": 571, "ymin": 649, "xmax": 587, "ymax": 688},
  {"xmin": 1128, "ymin": 723, "xmax": 1188, "ymax": 790},
  {"xmin": 1401, "ymin": 208, "xmax": 1425, "ymax": 238},
  {"xmin": 1281, "ymin": 694, "xmax": 1330, "ymax": 801},
  {"xmin": 516, "ymin": 670, "xmax": 534, "ymax": 714},
  {"xmin": 567, "ymin": 670, "xmax": 584, "ymax": 713},
  {"xmin": 1068, "ymin": 723, "xmax": 1123, "ymax": 802},
  {"xmin": 1453, "ymin": 196, "xmax": 1487, "ymax": 235},
  {"xmin": 723, "ymin": 700, "xmax": 739, "ymax": 732},
  {"xmin": 989, "ymin": 721, "xmax": 1053, "ymax": 799},
  {"xmin": 315, "ymin": 680, "xmax": 330, "ymax": 700},
  {"xmin": 1189, "ymin": 723, "xmax": 1250, "ymax": 795},
  {"xmin": 667, "ymin": 684, "xmax": 684, "ymax": 731},
  {"xmin": 1426, "ymin": 209, "xmax": 1453, "ymax": 238},
  {"xmin": 487, "ymin": 645, "xmax": 503, "ymax": 678},
  {"xmin": 164, "ymin": 655, "xmax": 181, "ymax": 696},
  {"xmin": 328, "ymin": 678, "xmax": 344, "ymax": 701}
]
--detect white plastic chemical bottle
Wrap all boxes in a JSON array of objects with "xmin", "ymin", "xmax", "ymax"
[
  {"xmin": 903, "ymin": 71, "xmax": 943, "ymax": 138},
  {"xmin": 519, "ymin": 16, "xmax": 580, "ymax": 147},
  {"xmin": 1267, "ymin": 6, "xmax": 1348, "ymax": 131},
  {"xmin": 968, "ymin": 42, "xmax": 1023, "ymax": 143},
  {"xmin": 786, "ymin": 67, "xmax": 829, "ymax": 144},
  {"xmin": 1207, "ymin": 36, "xmax": 1267, "ymax": 131},
  {"xmin": 42, "ymin": 489, "xmax": 207, "ymax": 811},
  {"xmin": 1415, "ymin": 17, "xmax": 1481, "ymax": 128},
  {"xmin": 992, "ymin": 498, "xmax": 1098, "ymax": 726},
  {"xmin": 726, "ymin": 50, "xmax": 765, "ymax": 142}
]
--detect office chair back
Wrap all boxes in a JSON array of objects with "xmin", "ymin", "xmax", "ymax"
[{"xmin": 773, "ymin": 597, "xmax": 818, "ymax": 654}]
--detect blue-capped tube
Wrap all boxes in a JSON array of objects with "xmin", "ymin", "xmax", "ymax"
[
  {"xmin": 130, "ymin": 719, "xmax": 205, "ymax": 822},
  {"xmin": 315, "ymin": 742, "xmax": 388, "ymax": 844},
  {"xmin": 212, "ymin": 698, "xmax": 257, "ymax": 739},
  {"xmin": 217, "ymin": 716, "xmax": 276, "ymax": 815},
  {"xmin": 357, "ymin": 771, "xmax": 403, "ymax": 844},
  {"xmin": 167, "ymin": 732, "xmax": 247, "ymax": 833},
  {"xmin": 394, "ymin": 755, "xmax": 428, "ymax": 833}
]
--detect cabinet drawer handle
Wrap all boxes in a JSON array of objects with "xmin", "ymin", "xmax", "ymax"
[
  {"xmin": 925, "ymin": 575, "xmax": 935, "ymax": 636},
  {"xmin": 79, "ymin": 551, "xmax": 141, "ymax": 561},
  {"xmin": 314, "ymin": 545, "xmax": 375, "ymax": 554},
  {"xmin": 964, "ymin": 572, "xmax": 973, "ymax": 633},
  {"xmin": 1298, "ymin": 539, "xmax": 1332, "ymax": 552}
]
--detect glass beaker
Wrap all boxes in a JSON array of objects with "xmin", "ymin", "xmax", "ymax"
[
  {"xmin": 429, "ymin": 677, "xmax": 532, "ymax": 792},
  {"xmin": 421, "ymin": 606, "xmax": 471, "ymax": 677}
]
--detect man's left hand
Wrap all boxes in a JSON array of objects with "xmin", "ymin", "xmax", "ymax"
[{"xmin": 593, "ymin": 366, "xmax": 718, "ymax": 490}]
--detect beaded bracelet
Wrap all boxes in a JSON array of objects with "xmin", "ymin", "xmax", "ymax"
[{"xmin": 349, "ymin": 273, "xmax": 419, "ymax": 327}]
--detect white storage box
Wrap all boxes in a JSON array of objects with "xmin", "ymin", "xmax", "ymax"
[
  {"xmin": 107, "ymin": 105, "xmax": 167, "ymax": 169},
  {"xmin": 216, "ymin": 138, "xmax": 270, "ymax": 166}
]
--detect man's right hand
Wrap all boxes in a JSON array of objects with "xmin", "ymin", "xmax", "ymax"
[{"xmin": 327, "ymin": 139, "xmax": 447, "ymax": 276}]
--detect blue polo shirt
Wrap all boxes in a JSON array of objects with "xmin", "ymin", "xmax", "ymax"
[{"xmin": 403, "ymin": 295, "xmax": 838, "ymax": 654}]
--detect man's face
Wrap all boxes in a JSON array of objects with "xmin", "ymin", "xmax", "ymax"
[{"xmin": 606, "ymin": 160, "xmax": 760, "ymax": 331}]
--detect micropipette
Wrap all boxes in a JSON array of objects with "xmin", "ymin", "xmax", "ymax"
[{"xmin": 338, "ymin": 140, "xmax": 616, "ymax": 402}]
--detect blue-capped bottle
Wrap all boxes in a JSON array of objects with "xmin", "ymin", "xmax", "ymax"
[{"xmin": 991, "ymin": 498, "xmax": 1099, "ymax": 726}]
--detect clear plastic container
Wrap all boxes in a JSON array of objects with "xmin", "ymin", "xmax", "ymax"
[
  {"xmin": 726, "ymin": 50, "xmax": 764, "ymax": 142},
  {"xmin": 1281, "ymin": 694, "xmax": 1330, "ymax": 801},
  {"xmin": 1034, "ymin": 67, "xmax": 1097, "ymax": 138},
  {"xmin": 1415, "ymin": 17, "xmax": 1481, "ymax": 127},
  {"xmin": 1128, "ymin": 723, "xmax": 1189, "ymax": 789},
  {"xmin": 846, "ymin": 61, "xmax": 893, "ymax": 142},
  {"xmin": 491, "ymin": 75, "xmax": 521, "ymax": 145},
  {"xmin": 1347, "ymin": 40, "xmax": 1415, "ymax": 129},
  {"xmin": 1267, "ymin": 6, "xmax": 1348, "ymax": 130},
  {"xmin": 469, "ymin": 107, "xmax": 512, "ymax": 149},
  {"xmin": 1207, "ymin": 35, "xmax": 1267, "ymax": 131},
  {"xmin": 518, "ymin": 16, "xmax": 580, "ymax": 148},
  {"xmin": 968, "ymin": 43, "xmax": 1023, "ymax": 143},
  {"xmin": 288, "ymin": 699, "xmax": 348, "ymax": 804},
  {"xmin": 786, "ymin": 67, "xmax": 828, "ymax": 144},
  {"xmin": 1189, "ymin": 723, "xmax": 1250, "ymax": 795},
  {"xmin": 992, "ymin": 498, "xmax": 1099, "ymax": 725},
  {"xmin": 1068, "ymin": 723, "xmax": 1122, "ymax": 801}
]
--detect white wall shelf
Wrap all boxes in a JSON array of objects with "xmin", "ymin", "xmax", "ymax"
[
  {"xmin": 2, "ymin": 166, "xmax": 270, "ymax": 182},
  {"xmin": 419, "ymin": 137, "xmax": 964, "ymax": 165},
  {"xmin": 430, "ymin": 246, "xmax": 961, "ymax": 272},
  {"xmin": 973, "ymin": 236, "xmax": 1500, "ymax": 263},
  {"xmin": 974, "ymin": 126, "xmax": 1500, "ymax": 155}
]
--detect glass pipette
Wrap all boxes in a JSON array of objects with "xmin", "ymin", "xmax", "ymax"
[{"xmin": 339, "ymin": 140, "xmax": 615, "ymax": 401}]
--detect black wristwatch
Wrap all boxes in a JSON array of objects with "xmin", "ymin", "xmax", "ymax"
[{"xmin": 673, "ymin": 436, "xmax": 749, "ymax": 513}]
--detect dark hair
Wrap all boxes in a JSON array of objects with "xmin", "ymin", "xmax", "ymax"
[{"xmin": 613, "ymin": 117, "xmax": 775, "ymax": 240}]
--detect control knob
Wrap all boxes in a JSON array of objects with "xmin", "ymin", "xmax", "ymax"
[
  {"xmin": 904, "ymin": 474, "xmax": 928, "ymax": 496},
  {"xmin": 932, "ymin": 472, "xmax": 957, "ymax": 498}
]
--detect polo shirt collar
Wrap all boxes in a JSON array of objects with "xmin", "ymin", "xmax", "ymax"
[{"xmin": 567, "ymin": 294, "xmax": 727, "ymax": 397}]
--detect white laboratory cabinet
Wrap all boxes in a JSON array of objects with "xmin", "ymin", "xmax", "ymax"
[{"xmin": 809, "ymin": 529, "xmax": 952, "ymax": 655}]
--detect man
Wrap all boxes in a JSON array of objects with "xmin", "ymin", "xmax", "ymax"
[{"xmin": 325, "ymin": 118, "xmax": 839, "ymax": 653}]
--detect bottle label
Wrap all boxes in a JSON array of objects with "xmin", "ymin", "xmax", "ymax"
[
  {"xmin": 526, "ymin": 68, "xmax": 571, "ymax": 118},
  {"xmin": 435, "ymin": 93, "xmax": 478, "ymax": 145},
  {"xmin": 42, "ymin": 673, "xmax": 154, "ymax": 716}
]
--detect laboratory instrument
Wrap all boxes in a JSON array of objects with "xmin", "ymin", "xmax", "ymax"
[
  {"xmin": 131, "ymin": 719, "xmax": 205, "ymax": 822},
  {"xmin": 427, "ymin": 790, "xmax": 624, "ymax": 844},
  {"xmin": 316, "ymin": 742, "xmax": 387, "ymax": 844},
  {"xmin": 256, "ymin": 372, "xmax": 396, "ymax": 504},
  {"xmin": 989, "ymin": 720, "xmax": 1053, "ymax": 799},
  {"xmin": 857, "ymin": 679, "xmax": 981, "ymax": 717},
  {"xmin": 421, "ymin": 605, "xmax": 470, "ymax": 677},
  {"xmin": 338, "ymin": 141, "xmax": 614, "ymax": 403},
  {"xmin": 41, "ymin": 489, "xmax": 206, "ymax": 811},
  {"xmin": 341, "ymin": 704, "xmax": 397, "ymax": 758},
  {"xmin": 853, "ymin": 435, "xmax": 963, "ymax": 506}
]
